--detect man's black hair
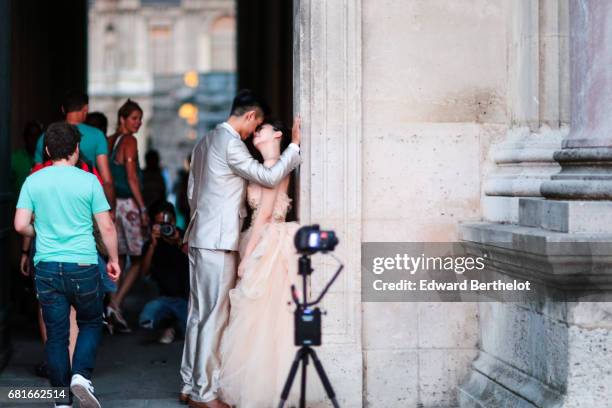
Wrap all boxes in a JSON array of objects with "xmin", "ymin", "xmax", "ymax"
[
  {"xmin": 45, "ymin": 122, "xmax": 81, "ymax": 161},
  {"xmin": 145, "ymin": 149, "xmax": 161, "ymax": 170},
  {"xmin": 85, "ymin": 111, "xmax": 108, "ymax": 135},
  {"xmin": 230, "ymin": 89, "xmax": 270, "ymax": 117},
  {"xmin": 149, "ymin": 200, "xmax": 176, "ymax": 221},
  {"xmin": 62, "ymin": 90, "xmax": 89, "ymax": 114}
]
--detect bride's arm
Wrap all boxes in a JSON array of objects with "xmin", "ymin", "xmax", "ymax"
[{"xmin": 238, "ymin": 179, "xmax": 289, "ymax": 277}]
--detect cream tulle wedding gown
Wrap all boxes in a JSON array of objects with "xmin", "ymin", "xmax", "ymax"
[{"xmin": 218, "ymin": 183, "xmax": 300, "ymax": 407}]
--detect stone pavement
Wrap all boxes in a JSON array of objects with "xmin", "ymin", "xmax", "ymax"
[{"xmin": 0, "ymin": 282, "xmax": 186, "ymax": 408}]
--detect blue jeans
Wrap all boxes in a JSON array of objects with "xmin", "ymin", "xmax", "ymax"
[
  {"xmin": 35, "ymin": 262, "xmax": 104, "ymax": 405},
  {"xmin": 139, "ymin": 296, "xmax": 188, "ymax": 336}
]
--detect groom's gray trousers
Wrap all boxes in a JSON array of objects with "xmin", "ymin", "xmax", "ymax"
[{"xmin": 180, "ymin": 247, "xmax": 237, "ymax": 403}]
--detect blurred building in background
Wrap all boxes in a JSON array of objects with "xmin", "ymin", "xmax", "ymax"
[{"xmin": 88, "ymin": 0, "xmax": 236, "ymax": 183}]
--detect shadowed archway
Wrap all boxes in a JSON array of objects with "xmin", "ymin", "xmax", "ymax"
[{"xmin": 0, "ymin": 0, "xmax": 295, "ymax": 399}]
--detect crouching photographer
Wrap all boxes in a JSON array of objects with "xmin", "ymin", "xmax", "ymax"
[{"xmin": 138, "ymin": 201, "xmax": 189, "ymax": 344}]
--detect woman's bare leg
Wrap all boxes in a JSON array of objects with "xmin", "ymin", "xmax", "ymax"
[
  {"xmin": 117, "ymin": 255, "xmax": 126, "ymax": 287},
  {"xmin": 110, "ymin": 255, "xmax": 127, "ymax": 309},
  {"xmin": 37, "ymin": 305, "xmax": 47, "ymax": 343},
  {"xmin": 110, "ymin": 256, "xmax": 141, "ymax": 309},
  {"xmin": 38, "ymin": 306, "xmax": 78, "ymax": 365},
  {"xmin": 69, "ymin": 307, "xmax": 78, "ymax": 362}
]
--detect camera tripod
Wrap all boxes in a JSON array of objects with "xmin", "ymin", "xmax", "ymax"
[
  {"xmin": 278, "ymin": 345, "xmax": 339, "ymax": 408},
  {"xmin": 278, "ymin": 254, "xmax": 343, "ymax": 408}
]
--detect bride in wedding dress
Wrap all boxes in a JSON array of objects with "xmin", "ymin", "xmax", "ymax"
[{"xmin": 218, "ymin": 118, "xmax": 301, "ymax": 407}]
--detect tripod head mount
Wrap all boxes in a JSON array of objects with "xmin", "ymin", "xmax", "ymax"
[{"xmin": 291, "ymin": 252, "xmax": 344, "ymax": 309}]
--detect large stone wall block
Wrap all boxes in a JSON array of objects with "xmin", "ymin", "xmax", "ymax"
[
  {"xmin": 419, "ymin": 348, "xmax": 479, "ymax": 407},
  {"xmin": 312, "ymin": 345, "xmax": 364, "ymax": 407},
  {"xmin": 363, "ymin": 123, "xmax": 487, "ymax": 242},
  {"xmin": 417, "ymin": 302, "xmax": 479, "ymax": 349},
  {"xmin": 479, "ymin": 302, "xmax": 568, "ymax": 391},
  {"xmin": 364, "ymin": 349, "xmax": 418, "ymax": 407},
  {"xmin": 363, "ymin": 302, "xmax": 418, "ymax": 350},
  {"xmin": 519, "ymin": 198, "xmax": 612, "ymax": 233},
  {"xmin": 363, "ymin": 0, "xmax": 506, "ymax": 124},
  {"xmin": 562, "ymin": 325, "xmax": 612, "ymax": 406},
  {"xmin": 482, "ymin": 196, "xmax": 520, "ymax": 223}
]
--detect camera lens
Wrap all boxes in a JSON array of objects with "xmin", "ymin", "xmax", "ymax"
[{"xmin": 160, "ymin": 224, "xmax": 175, "ymax": 237}]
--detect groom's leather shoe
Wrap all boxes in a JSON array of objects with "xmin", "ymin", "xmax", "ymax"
[{"xmin": 179, "ymin": 393, "xmax": 190, "ymax": 404}]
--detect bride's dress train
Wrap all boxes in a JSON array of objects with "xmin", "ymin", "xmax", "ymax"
[{"xmin": 218, "ymin": 184, "xmax": 300, "ymax": 407}]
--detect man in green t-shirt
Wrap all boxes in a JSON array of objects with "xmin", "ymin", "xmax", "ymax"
[
  {"xmin": 15, "ymin": 122, "xmax": 120, "ymax": 408},
  {"xmin": 10, "ymin": 120, "xmax": 42, "ymax": 197},
  {"xmin": 34, "ymin": 90, "xmax": 116, "ymax": 213}
]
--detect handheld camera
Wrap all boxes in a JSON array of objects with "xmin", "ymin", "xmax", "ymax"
[{"xmin": 158, "ymin": 211, "xmax": 176, "ymax": 238}]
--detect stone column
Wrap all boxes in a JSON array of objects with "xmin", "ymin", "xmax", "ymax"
[
  {"xmin": 483, "ymin": 0, "xmax": 569, "ymax": 223},
  {"xmin": 295, "ymin": 0, "xmax": 363, "ymax": 405},
  {"xmin": 459, "ymin": 2, "xmax": 612, "ymax": 406},
  {"xmin": 541, "ymin": 0, "xmax": 612, "ymax": 199}
]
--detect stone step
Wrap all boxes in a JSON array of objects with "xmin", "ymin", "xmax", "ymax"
[{"xmin": 518, "ymin": 198, "xmax": 612, "ymax": 233}]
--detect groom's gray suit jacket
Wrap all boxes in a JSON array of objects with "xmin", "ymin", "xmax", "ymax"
[{"xmin": 184, "ymin": 123, "xmax": 301, "ymax": 251}]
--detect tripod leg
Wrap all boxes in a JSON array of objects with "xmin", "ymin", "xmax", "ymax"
[
  {"xmin": 300, "ymin": 352, "xmax": 308, "ymax": 408},
  {"xmin": 307, "ymin": 349, "xmax": 340, "ymax": 408},
  {"xmin": 278, "ymin": 348, "xmax": 305, "ymax": 408}
]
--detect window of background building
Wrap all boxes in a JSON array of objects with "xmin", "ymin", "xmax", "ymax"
[
  {"xmin": 150, "ymin": 24, "xmax": 173, "ymax": 75},
  {"xmin": 211, "ymin": 16, "xmax": 236, "ymax": 72},
  {"xmin": 88, "ymin": 0, "xmax": 237, "ymax": 192},
  {"xmin": 104, "ymin": 22, "xmax": 117, "ymax": 71}
]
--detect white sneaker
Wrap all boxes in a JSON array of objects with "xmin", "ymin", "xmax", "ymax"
[
  {"xmin": 158, "ymin": 327, "xmax": 176, "ymax": 344},
  {"xmin": 55, "ymin": 405, "xmax": 72, "ymax": 408},
  {"xmin": 70, "ymin": 374, "xmax": 101, "ymax": 408}
]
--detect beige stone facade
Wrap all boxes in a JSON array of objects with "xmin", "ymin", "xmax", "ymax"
[
  {"xmin": 296, "ymin": 0, "xmax": 611, "ymax": 406},
  {"xmin": 296, "ymin": 1, "xmax": 506, "ymax": 405},
  {"xmin": 83, "ymin": 0, "xmax": 612, "ymax": 405},
  {"xmin": 88, "ymin": 0, "xmax": 235, "ymax": 160}
]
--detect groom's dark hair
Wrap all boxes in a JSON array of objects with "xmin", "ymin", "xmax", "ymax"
[{"xmin": 230, "ymin": 89, "xmax": 269, "ymax": 118}]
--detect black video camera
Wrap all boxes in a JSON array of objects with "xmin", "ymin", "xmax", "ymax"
[
  {"xmin": 292, "ymin": 225, "xmax": 340, "ymax": 346},
  {"xmin": 294, "ymin": 225, "xmax": 338, "ymax": 255},
  {"xmin": 280, "ymin": 226, "xmax": 343, "ymax": 407}
]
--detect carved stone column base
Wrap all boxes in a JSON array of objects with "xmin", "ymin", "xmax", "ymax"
[
  {"xmin": 458, "ymin": 222, "xmax": 612, "ymax": 408},
  {"xmin": 483, "ymin": 126, "xmax": 564, "ymax": 223},
  {"xmin": 541, "ymin": 148, "xmax": 612, "ymax": 200},
  {"xmin": 459, "ymin": 298, "xmax": 612, "ymax": 408},
  {"xmin": 519, "ymin": 198, "xmax": 612, "ymax": 233}
]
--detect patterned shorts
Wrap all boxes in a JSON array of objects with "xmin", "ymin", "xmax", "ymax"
[{"xmin": 116, "ymin": 198, "xmax": 147, "ymax": 256}]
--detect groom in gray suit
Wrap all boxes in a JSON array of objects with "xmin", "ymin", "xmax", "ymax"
[{"xmin": 180, "ymin": 90, "xmax": 302, "ymax": 408}]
